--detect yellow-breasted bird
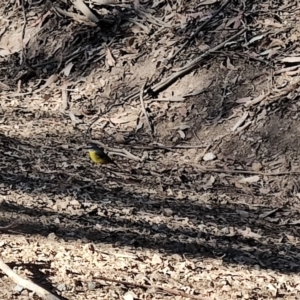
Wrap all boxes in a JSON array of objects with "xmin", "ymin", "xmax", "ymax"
[{"xmin": 85, "ymin": 143, "xmax": 119, "ymax": 167}]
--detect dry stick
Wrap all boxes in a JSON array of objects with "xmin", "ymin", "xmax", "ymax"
[
  {"xmin": 0, "ymin": 257, "xmax": 60, "ymax": 300},
  {"xmin": 84, "ymin": 82, "xmax": 150, "ymax": 144},
  {"xmin": 85, "ymin": 28, "xmax": 245, "ymax": 139},
  {"xmin": 139, "ymin": 79, "xmax": 153, "ymax": 136},
  {"xmin": 193, "ymin": 167, "xmax": 300, "ymax": 176},
  {"xmin": 245, "ymin": 76, "xmax": 300, "ymax": 108},
  {"xmin": 4, "ymin": 74, "xmax": 59, "ymax": 97},
  {"xmin": 152, "ymin": 28, "xmax": 246, "ymax": 93},
  {"xmin": 274, "ymin": 65, "xmax": 300, "ymax": 75},
  {"xmin": 130, "ymin": 144, "xmax": 207, "ymax": 151},
  {"xmin": 21, "ymin": 0, "xmax": 27, "ymax": 40},
  {"xmin": 146, "ymin": 81, "xmax": 212, "ymax": 102},
  {"xmin": 169, "ymin": 0, "xmax": 232, "ymax": 62},
  {"xmin": 0, "ymin": 222, "xmax": 19, "ymax": 233},
  {"xmin": 209, "ymin": 70, "xmax": 232, "ymax": 122},
  {"xmin": 84, "ymin": 100, "xmax": 125, "ymax": 141},
  {"xmin": 105, "ymin": 27, "xmax": 246, "ymax": 108},
  {"xmin": 20, "ymin": 0, "xmax": 27, "ymax": 63},
  {"xmin": 95, "ymin": 275, "xmax": 206, "ymax": 300}
]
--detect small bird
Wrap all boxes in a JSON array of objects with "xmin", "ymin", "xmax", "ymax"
[{"xmin": 85, "ymin": 143, "xmax": 119, "ymax": 167}]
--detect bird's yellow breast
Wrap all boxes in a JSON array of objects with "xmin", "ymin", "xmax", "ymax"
[{"xmin": 89, "ymin": 150, "xmax": 107, "ymax": 164}]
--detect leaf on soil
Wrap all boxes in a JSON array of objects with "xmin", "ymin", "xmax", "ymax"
[
  {"xmin": 105, "ymin": 46, "xmax": 116, "ymax": 67},
  {"xmin": 264, "ymin": 19, "xmax": 283, "ymax": 28},
  {"xmin": 243, "ymin": 34, "xmax": 266, "ymax": 47},
  {"xmin": 204, "ymin": 175, "xmax": 215, "ymax": 189},
  {"xmin": 236, "ymin": 96, "xmax": 252, "ymax": 103},
  {"xmin": 151, "ymin": 254, "xmax": 162, "ymax": 265},
  {"xmin": 238, "ymin": 176, "xmax": 260, "ymax": 184},
  {"xmin": 238, "ymin": 227, "xmax": 262, "ymax": 239},
  {"xmin": 63, "ymin": 63, "xmax": 74, "ymax": 77},
  {"xmin": 69, "ymin": 111, "xmax": 82, "ymax": 125},
  {"xmin": 61, "ymin": 84, "xmax": 69, "ymax": 111},
  {"xmin": 133, "ymin": 0, "xmax": 140, "ymax": 9},
  {"xmin": 74, "ymin": 0, "xmax": 99, "ymax": 23},
  {"xmin": 288, "ymin": 220, "xmax": 300, "ymax": 225},
  {"xmin": 226, "ymin": 57, "xmax": 237, "ymax": 70},
  {"xmin": 0, "ymin": 82, "xmax": 10, "ymax": 90},
  {"xmin": 226, "ymin": 13, "xmax": 242, "ymax": 29},
  {"xmin": 259, "ymin": 187, "xmax": 270, "ymax": 194},
  {"xmin": 252, "ymin": 162, "xmax": 262, "ymax": 172},
  {"xmin": 266, "ymin": 283, "xmax": 278, "ymax": 297},
  {"xmin": 170, "ymin": 95, "xmax": 186, "ymax": 101},
  {"xmin": 282, "ymin": 57, "xmax": 300, "ymax": 63},
  {"xmin": 178, "ymin": 130, "xmax": 185, "ymax": 138},
  {"xmin": 110, "ymin": 114, "xmax": 138, "ymax": 124},
  {"xmin": 259, "ymin": 208, "xmax": 279, "ymax": 219},
  {"xmin": 173, "ymin": 124, "xmax": 190, "ymax": 130},
  {"xmin": 114, "ymin": 133, "xmax": 126, "ymax": 144},
  {"xmin": 198, "ymin": 0, "xmax": 218, "ymax": 5},
  {"xmin": 236, "ymin": 210, "xmax": 249, "ymax": 218},
  {"xmin": 203, "ymin": 152, "xmax": 216, "ymax": 161},
  {"xmin": 40, "ymin": 74, "xmax": 59, "ymax": 90},
  {"xmin": 163, "ymin": 208, "xmax": 173, "ymax": 216},
  {"xmin": 231, "ymin": 112, "xmax": 248, "ymax": 131},
  {"xmin": 92, "ymin": 0, "xmax": 117, "ymax": 4},
  {"xmin": 268, "ymin": 38, "xmax": 286, "ymax": 48}
]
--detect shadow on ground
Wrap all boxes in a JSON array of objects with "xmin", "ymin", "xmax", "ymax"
[
  {"xmin": 1, "ymin": 1, "xmax": 300, "ymax": 287},
  {"xmin": 1, "ymin": 134, "xmax": 300, "ymax": 275}
]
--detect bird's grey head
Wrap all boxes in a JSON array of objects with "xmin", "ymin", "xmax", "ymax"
[{"xmin": 85, "ymin": 143, "xmax": 104, "ymax": 151}]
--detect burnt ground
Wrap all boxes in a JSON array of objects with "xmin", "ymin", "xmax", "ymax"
[{"xmin": 1, "ymin": 0, "xmax": 300, "ymax": 299}]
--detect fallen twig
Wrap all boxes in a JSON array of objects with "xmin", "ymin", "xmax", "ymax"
[
  {"xmin": 245, "ymin": 76, "xmax": 300, "ymax": 107},
  {"xmin": 95, "ymin": 275, "xmax": 206, "ymax": 300},
  {"xmin": 0, "ymin": 222, "xmax": 19, "ymax": 233},
  {"xmin": 192, "ymin": 166, "xmax": 300, "ymax": 176},
  {"xmin": 274, "ymin": 65, "xmax": 300, "ymax": 75},
  {"xmin": 73, "ymin": 0, "xmax": 99, "ymax": 23},
  {"xmin": 130, "ymin": 144, "xmax": 206, "ymax": 150},
  {"xmin": 244, "ymin": 91, "xmax": 270, "ymax": 107},
  {"xmin": 100, "ymin": 28, "xmax": 246, "ymax": 110},
  {"xmin": 1, "ymin": 74, "xmax": 59, "ymax": 98},
  {"xmin": 139, "ymin": 79, "xmax": 153, "ymax": 136},
  {"xmin": 138, "ymin": 9, "xmax": 172, "ymax": 28},
  {"xmin": 54, "ymin": 6, "xmax": 94, "ymax": 24},
  {"xmin": 20, "ymin": 0, "xmax": 27, "ymax": 42},
  {"xmin": 152, "ymin": 28, "xmax": 246, "ymax": 93},
  {"xmin": 208, "ymin": 70, "xmax": 232, "ymax": 122},
  {"xmin": 0, "ymin": 257, "xmax": 60, "ymax": 300},
  {"xmin": 20, "ymin": 0, "xmax": 27, "ymax": 63},
  {"xmin": 169, "ymin": 0, "xmax": 232, "ymax": 62},
  {"xmin": 146, "ymin": 81, "xmax": 213, "ymax": 102},
  {"xmin": 83, "ymin": 28, "xmax": 246, "ymax": 139},
  {"xmin": 231, "ymin": 112, "xmax": 249, "ymax": 132}
]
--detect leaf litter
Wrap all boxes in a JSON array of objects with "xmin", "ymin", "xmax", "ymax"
[{"xmin": 1, "ymin": 0, "xmax": 300, "ymax": 299}]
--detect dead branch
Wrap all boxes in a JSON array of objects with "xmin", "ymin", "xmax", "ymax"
[
  {"xmin": 94, "ymin": 275, "xmax": 207, "ymax": 300},
  {"xmin": 130, "ymin": 144, "xmax": 206, "ymax": 150},
  {"xmin": 0, "ymin": 222, "xmax": 19, "ymax": 233},
  {"xmin": 152, "ymin": 28, "xmax": 246, "ymax": 93},
  {"xmin": 139, "ymin": 80, "xmax": 153, "ymax": 136},
  {"xmin": 169, "ymin": 0, "xmax": 232, "ymax": 61},
  {"xmin": 83, "ymin": 29, "xmax": 246, "ymax": 128},
  {"xmin": 0, "ymin": 257, "xmax": 60, "ymax": 300},
  {"xmin": 192, "ymin": 166, "xmax": 300, "ymax": 176},
  {"xmin": 20, "ymin": 0, "xmax": 27, "ymax": 64}
]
